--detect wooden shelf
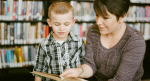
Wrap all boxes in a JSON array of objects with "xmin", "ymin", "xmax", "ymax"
[
  {"xmin": 125, "ymin": 21, "xmax": 150, "ymax": 23},
  {"xmin": 0, "ymin": 20, "xmax": 47, "ymax": 23},
  {"xmin": 71, "ymin": 0, "xmax": 150, "ymax": 6},
  {"xmin": 0, "ymin": 44, "xmax": 39, "ymax": 46},
  {"xmin": 71, "ymin": 0, "xmax": 94, "ymax": 2},
  {"xmin": 130, "ymin": 3, "xmax": 150, "ymax": 6}
]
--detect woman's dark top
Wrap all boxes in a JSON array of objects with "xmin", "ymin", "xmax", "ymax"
[{"xmin": 83, "ymin": 23, "xmax": 146, "ymax": 81}]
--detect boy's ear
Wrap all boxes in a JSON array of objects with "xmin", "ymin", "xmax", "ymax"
[
  {"xmin": 71, "ymin": 19, "xmax": 76, "ymax": 27},
  {"xmin": 47, "ymin": 19, "xmax": 52, "ymax": 27},
  {"xmin": 119, "ymin": 14, "xmax": 126, "ymax": 23}
]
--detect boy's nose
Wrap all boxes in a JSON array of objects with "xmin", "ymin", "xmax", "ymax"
[{"xmin": 60, "ymin": 25, "xmax": 64, "ymax": 30}]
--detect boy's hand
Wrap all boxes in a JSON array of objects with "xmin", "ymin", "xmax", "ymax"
[{"xmin": 60, "ymin": 68, "xmax": 81, "ymax": 78}]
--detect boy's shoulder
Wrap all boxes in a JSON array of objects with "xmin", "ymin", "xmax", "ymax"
[
  {"xmin": 69, "ymin": 32, "xmax": 84, "ymax": 42},
  {"xmin": 39, "ymin": 34, "xmax": 51, "ymax": 46}
]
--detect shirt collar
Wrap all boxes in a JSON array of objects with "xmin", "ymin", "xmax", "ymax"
[{"xmin": 48, "ymin": 32, "xmax": 78, "ymax": 45}]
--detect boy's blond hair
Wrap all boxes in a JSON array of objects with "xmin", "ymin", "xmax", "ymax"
[{"xmin": 48, "ymin": 1, "xmax": 74, "ymax": 19}]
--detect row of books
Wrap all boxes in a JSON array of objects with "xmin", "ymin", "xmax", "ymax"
[
  {"xmin": 0, "ymin": 0, "xmax": 43, "ymax": 21},
  {"xmin": 73, "ymin": 23, "xmax": 150, "ymax": 41},
  {"xmin": 124, "ymin": 6, "xmax": 150, "ymax": 22},
  {"xmin": 0, "ymin": 22, "xmax": 49, "ymax": 45},
  {"xmin": 1, "ymin": 22, "xmax": 150, "ymax": 45},
  {"xmin": 128, "ymin": 23, "xmax": 150, "ymax": 40},
  {"xmin": 71, "ymin": 1, "xmax": 96, "ymax": 21},
  {"xmin": 71, "ymin": 23, "xmax": 93, "ymax": 40},
  {"xmin": 71, "ymin": 1, "xmax": 150, "ymax": 22},
  {"xmin": 0, "ymin": 46, "xmax": 38, "ymax": 68},
  {"xmin": 0, "ymin": 21, "xmax": 95, "ymax": 45},
  {"xmin": 130, "ymin": 0, "xmax": 150, "ymax": 3}
]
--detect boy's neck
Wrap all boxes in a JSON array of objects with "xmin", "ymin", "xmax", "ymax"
[{"xmin": 52, "ymin": 34, "xmax": 69, "ymax": 41}]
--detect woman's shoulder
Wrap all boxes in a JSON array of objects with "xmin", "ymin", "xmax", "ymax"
[
  {"xmin": 88, "ymin": 23, "xmax": 100, "ymax": 34},
  {"xmin": 126, "ymin": 24, "xmax": 144, "ymax": 41}
]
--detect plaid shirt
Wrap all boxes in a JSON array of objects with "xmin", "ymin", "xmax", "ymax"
[{"xmin": 33, "ymin": 32, "xmax": 85, "ymax": 81}]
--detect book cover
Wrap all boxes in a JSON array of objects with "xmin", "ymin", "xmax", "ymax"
[{"xmin": 30, "ymin": 71, "xmax": 87, "ymax": 81}]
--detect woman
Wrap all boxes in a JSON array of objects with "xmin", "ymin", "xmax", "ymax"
[{"xmin": 60, "ymin": 0, "xmax": 146, "ymax": 81}]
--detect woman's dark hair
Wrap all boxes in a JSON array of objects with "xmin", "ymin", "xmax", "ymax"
[{"xmin": 94, "ymin": 0, "xmax": 130, "ymax": 21}]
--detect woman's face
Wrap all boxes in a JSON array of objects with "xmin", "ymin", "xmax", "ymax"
[{"xmin": 96, "ymin": 11, "xmax": 123, "ymax": 35}]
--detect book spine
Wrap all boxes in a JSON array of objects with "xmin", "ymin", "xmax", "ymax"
[
  {"xmin": 12, "ymin": 1, "xmax": 16, "ymax": 20},
  {"xmin": 10, "ymin": 50, "xmax": 14, "ymax": 67},
  {"xmin": 6, "ymin": 49, "xmax": 10, "ymax": 67},
  {"xmin": 10, "ymin": 23, "xmax": 14, "ymax": 45},
  {"xmin": 4, "ymin": 23, "xmax": 7, "ymax": 44},
  {"xmin": 0, "ymin": 1, "xmax": 1, "ymax": 20},
  {"xmin": 9, "ymin": 0, "xmax": 13, "ymax": 20},
  {"xmin": 7, "ymin": 24, "xmax": 10, "ymax": 44},
  {"xmin": 0, "ymin": 49, "xmax": 2, "ymax": 68},
  {"xmin": 18, "ymin": 0, "xmax": 22, "ymax": 20},
  {"xmin": 0, "ymin": 23, "xmax": 1, "ymax": 44},
  {"xmin": 1, "ymin": 49, "xmax": 6, "ymax": 68},
  {"xmin": 4, "ymin": 1, "xmax": 8, "ymax": 20}
]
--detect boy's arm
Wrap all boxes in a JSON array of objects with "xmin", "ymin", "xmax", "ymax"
[
  {"xmin": 35, "ymin": 76, "xmax": 42, "ymax": 81},
  {"xmin": 33, "ymin": 44, "xmax": 47, "ymax": 77}
]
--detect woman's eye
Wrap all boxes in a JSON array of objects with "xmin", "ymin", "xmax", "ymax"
[{"xmin": 103, "ymin": 17, "xmax": 108, "ymax": 19}]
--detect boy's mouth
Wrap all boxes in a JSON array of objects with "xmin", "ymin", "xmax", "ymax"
[{"xmin": 58, "ymin": 32, "xmax": 65, "ymax": 35}]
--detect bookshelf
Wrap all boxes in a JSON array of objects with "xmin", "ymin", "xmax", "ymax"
[{"xmin": 0, "ymin": 0, "xmax": 150, "ymax": 80}]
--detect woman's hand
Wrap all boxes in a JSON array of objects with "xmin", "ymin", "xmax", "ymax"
[{"xmin": 60, "ymin": 68, "xmax": 82, "ymax": 78}]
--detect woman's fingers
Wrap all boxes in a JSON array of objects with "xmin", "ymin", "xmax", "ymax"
[
  {"xmin": 65, "ymin": 73, "xmax": 76, "ymax": 77},
  {"xmin": 60, "ymin": 69, "xmax": 72, "ymax": 77}
]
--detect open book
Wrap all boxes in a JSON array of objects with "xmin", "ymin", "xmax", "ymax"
[{"xmin": 30, "ymin": 71, "xmax": 88, "ymax": 81}]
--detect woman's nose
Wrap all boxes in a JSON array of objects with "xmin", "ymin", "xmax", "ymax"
[{"xmin": 96, "ymin": 17, "xmax": 103, "ymax": 25}]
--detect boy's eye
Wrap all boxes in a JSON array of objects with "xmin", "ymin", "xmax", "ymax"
[
  {"xmin": 65, "ymin": 23, "xmax": 70, "ymax": 26},
  {"xmin": 55, "ymin": 23, "xmax": 60, "ymax": 26}
]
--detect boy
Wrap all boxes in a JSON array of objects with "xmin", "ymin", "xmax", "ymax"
[{"xmin": 33, "ymin": 1, "xmax": 85, "ymax": 81}]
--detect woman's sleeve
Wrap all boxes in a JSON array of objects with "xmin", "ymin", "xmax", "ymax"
[
  {"xmin": 108, "ymin": 37, "xmax": 146, "ymax": 81},
  {"xmin": 82, "ymin": 27, "xmax": 97, "ymax": 74}
]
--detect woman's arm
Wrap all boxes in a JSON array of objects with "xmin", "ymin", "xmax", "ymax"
[
  {"xmin": 78, "ymin": 64, "xmax": 93, "ymax": 78},
  {"xmin": 60, "ymin": 64, "xmax": 93, "ymax": 78},
  {"xmin": 35, "ymin": 76, "xmax": 42, "ymax": 81}
]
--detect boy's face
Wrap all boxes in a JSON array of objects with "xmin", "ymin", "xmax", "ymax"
[{"xmin": 47, "ymin": 11, "xmax": 76, "ymax": 41}]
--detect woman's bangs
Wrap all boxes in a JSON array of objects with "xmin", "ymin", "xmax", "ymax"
[{"xmin": 94, "ymin": 1, "xmax": 109, "ymax": 17}]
